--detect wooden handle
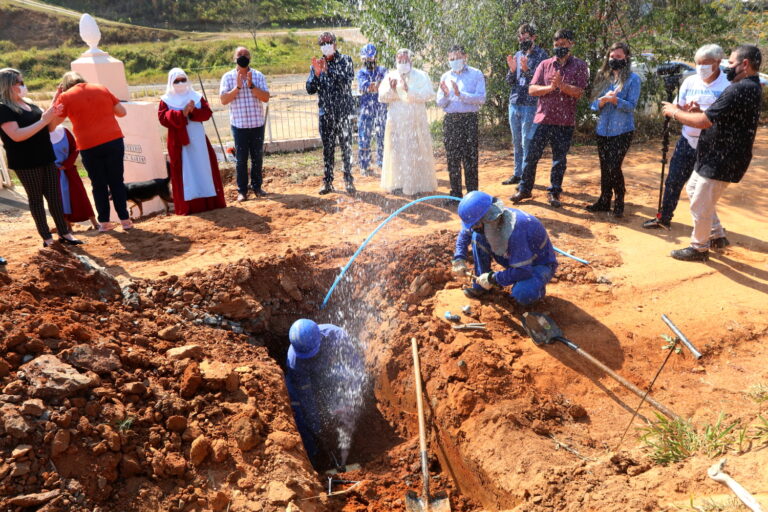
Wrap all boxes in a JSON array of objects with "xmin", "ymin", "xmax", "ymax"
[{"xmin": 411, "ymin": 337, "xmax": 430, "ymax": 502}]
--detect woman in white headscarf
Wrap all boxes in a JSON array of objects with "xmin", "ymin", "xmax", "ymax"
[{"xmin": 158, "ymin": 67, "xmax": 226, "ymax": 215}]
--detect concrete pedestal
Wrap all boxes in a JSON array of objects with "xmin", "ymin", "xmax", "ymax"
[{"xmin": 71, "ymin": 51, "xmax": 130, "ymax": 102}]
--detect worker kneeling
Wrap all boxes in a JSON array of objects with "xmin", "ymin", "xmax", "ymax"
[
  {"xmin": 453, "ymin": 190, "xmax": 557, "ymax": 305},
  {"xmin": 285, "ymin": 319, "xmax": 366, "ymax": 467}
]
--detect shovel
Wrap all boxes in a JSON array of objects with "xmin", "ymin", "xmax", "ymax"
[
  {"xmin": 522, "ymin": 312, "xmax": 680, "ymax": 421},
  {"xmin": 406, "ymin": 337, "xmax": 451, "ymax": 512}
]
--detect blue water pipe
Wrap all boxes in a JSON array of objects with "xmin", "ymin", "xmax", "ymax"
[{"xmin": 319, "ymin": 195, "xmax": 590, "ymax": 309}]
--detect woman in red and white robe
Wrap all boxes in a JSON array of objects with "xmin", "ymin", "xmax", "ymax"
[{"xmin": 158, "ymin": 68, "xmax": 226, "ymax": 216}]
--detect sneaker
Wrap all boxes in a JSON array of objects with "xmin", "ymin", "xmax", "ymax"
[
  {"xmin": 463, "ymin": 287, "xmax": 489, "ymax": 299},
  {"xmin": 360, "ymin": 169, "xmax": 371, "ymax": 177},
  {"xmin": 585, "ymin": 202, "xmax": 610, "ymax": 213},
  {"xmin": 120, "ymin": 219, "xmax": 134, "ymax": 231},
  {"xmin": 511, "ymin": 191, "xmax": 532, "ymax": 204},
  {"xmin": 319, "ymin": 183, "xmax": 335, "ymax": 195},
  {"xmin": 710, "ymin": 236, "xmax": 730, "ymax": 250},
  {"xmin": 236, "ymin": 193, "xmax": 247, "ymax": 203},
  {"xmin": 671, "ymin": 247, "xmax": 709, "ymax": 262},
  {"xmin": 502, "ymin": 176, "xmax": 521, "ymax": 185},
  {"xmin": 98, "ymin": 222, "xmax": 115, "ymax": 232},
  {"xmin": 346, "ymin": 183, "xmax": 357, "ymax": 195},
  {"xmin": 547, "ymin": 192, "xmax": 562, "ymax": 208},
  {"xmin": 642, "ymin": 218, "xmax": 671, "ymax": 230},
  {"xmin": 254, "ymin": 189, "xmax": 268, "ymax": 198}
]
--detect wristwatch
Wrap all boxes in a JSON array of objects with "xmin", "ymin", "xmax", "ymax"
[{"xmin": 249, "ymin": 84, "xmax": 255, "ymax": 89}]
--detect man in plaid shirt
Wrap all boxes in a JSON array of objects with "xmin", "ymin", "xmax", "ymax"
[{"xmin": 220, "ymin": 46, "xmax": 271, "ymax": 202}]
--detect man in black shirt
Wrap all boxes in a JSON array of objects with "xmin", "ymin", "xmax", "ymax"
[
  {"xmin": 306, "ymin": 32, "xmax": 356, "ymax": 195},
  {"xmin": 661, "ymin": 45, "xmax": 762, "ymax": 262}
]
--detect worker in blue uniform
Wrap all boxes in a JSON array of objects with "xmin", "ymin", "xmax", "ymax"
[
  {"xmin": 356, "ymin": 43, "xmax": 388, "ymax": 176},
  {"xmin": 285, "ymin": 319, "xmax": 366, "ymax": 467},
  {"xmin": 452, "ymin": 190, "xmax": 558, "ymax": 305}
]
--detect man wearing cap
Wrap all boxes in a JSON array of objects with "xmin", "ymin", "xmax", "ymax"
[
  {"xmin": 356, "ymin": 43, "xmax": 388, "ymax": 176},
  {"xmin": 306, "ymin": 32, "xmax": 356, "ymax": 195},
  {"xmin": 452, "ymin": 190, "xmax": 558, "ymax": 305},
  {"xmin": 285, "ymin": 319, "xmax": 366, "ymax": 466}
]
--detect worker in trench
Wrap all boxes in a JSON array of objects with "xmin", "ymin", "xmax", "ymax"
[
  {"xmin": 285, "ymin": 319, "xmax": 367, "ymax": 468},
  {"xmin": 452, "ymin": 190, "xmax": 558, "ymax": 305}
]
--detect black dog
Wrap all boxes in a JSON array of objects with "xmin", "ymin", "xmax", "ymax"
[{"xmin": 125, "ymin": 177, "xmax": 173, "ymax": 218}]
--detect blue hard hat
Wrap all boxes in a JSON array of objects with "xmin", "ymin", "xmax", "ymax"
[
  {"xmin": 458, "ymin": 191, "xmax": 494, "ymax": 230},
  {"xmin": 360, "ymin": 43, "xmax": 377, "ymax": 59},
  {"xmin": 289, "ymin": 319, "xmax": 322, "ymax": 359}
]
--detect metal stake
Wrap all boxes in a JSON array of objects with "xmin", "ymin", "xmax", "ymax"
[{"xmin": 196, "ymin": 71, "xmax": 228, "ymax": 162}]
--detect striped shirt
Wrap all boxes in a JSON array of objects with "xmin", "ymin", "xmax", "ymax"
[{"xmin": 219, "ymin": 68, "xmax": 269, "ymax": 128}]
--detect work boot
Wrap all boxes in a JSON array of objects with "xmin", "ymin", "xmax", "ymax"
[
  {"xmin": 318, "ymin": 183, "xmax": 335, "ymax": 195},
  {"xmin": 642, "ymin": 217, "xmax": 671, "ymax": 230},
  {"xmin": 463, "ymin": 287, "xmax": 489, "ymax": 299},
  {"xmin": 547, "ymin": 192, "xmax": 562, "ymax": 208},
  {"xmin": 345, "ymin": 182, "xmax": 357, "ymax": 195},
  {"xmin": 511, "ymin": 191, "xmax": 532, "ymax": 204},
  {"xmin": 671, "ymin": 247, "xmax": 709, "ymax": 262},
  {"xmin": 502, "ymin": 176, "xmax": 521, "ymax": 185},
  {"xmin": 710, "ymin": 236, "xmax": 730, "ymax": 250}
]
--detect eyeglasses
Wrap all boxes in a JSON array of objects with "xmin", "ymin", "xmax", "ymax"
[{"xmin": 173, "ymin": 78, "xmax": 187, "ymax": 84}]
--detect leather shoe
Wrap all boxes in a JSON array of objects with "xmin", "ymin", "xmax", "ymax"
[
  {"xmin": 318, "ymin": 183, "xmax": 335, "ymax": 195},
  {"xmin": 671, "ymin": 247, "xmax": 709, "ymax": 262},
  {"xmin": 502, "ymin": 176, "xmax": 521, "ymax": 185},
  {"xmin": 710, "ymin": 236, "xmax": 730, "ymax": 249},
  {"xmin": 547, "ymin": 192, "xmax": 562, "ymax": 208},
  {"xmin": 642, "ymin": 217, "xmax": 671, "ymax": 230},
  {"xmin": 511, "ymin": 191, "xmax": 532, "ymax": 204},
  {"xmin": 254, "ymin": 189, "xmax": 268, "ymax": 197},
  {"xmin": 585, "ymin": 202, "xmax": 610, "ymax": 213},
  {"xmin": 59, "ymin": 237, "xmax": 84, "ymax": 246}
]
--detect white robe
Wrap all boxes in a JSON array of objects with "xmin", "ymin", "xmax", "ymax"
[{"xmin": 378, "ymin": 68, "xmax": 437, "ymax": 196}]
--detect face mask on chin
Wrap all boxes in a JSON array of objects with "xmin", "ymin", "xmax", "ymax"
[
  {"xmin": 365, "ymin": 60, "xmax": 376, "ymax": 70},
  {"xmin": 396, "ymin": 62, "xmax": 411, "ymax": 74},
  {"xmin": 696, "ymin": 64, "xmax": 714, "ymax": 80},
  {"xmin": 608, "ymin": 58, "xmax": 626, "ymax": 70}
]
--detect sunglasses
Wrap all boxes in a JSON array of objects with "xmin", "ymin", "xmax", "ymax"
[
  {"xmin": 318, "ymin": 41, "xmax": 334, "ymax": 46},
  {"xmin": 173, "ymin": 78, "xmax": 187, "ymax": 84},
  {"xmin": 15, "ymin": 80, "xmax": 24, "ymax": 86}
]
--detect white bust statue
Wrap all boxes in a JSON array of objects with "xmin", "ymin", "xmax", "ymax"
[{"xmin": 79, "ymin": 14, "xmax": 103, "ymax": 54}]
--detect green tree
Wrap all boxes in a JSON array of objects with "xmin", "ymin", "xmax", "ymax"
[{"xmin": 353, "ymin": 0, "xmax": 750, "ymax": 124}]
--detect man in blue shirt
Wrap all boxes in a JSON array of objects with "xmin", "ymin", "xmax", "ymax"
[
  {"xmin": 502, "ymin": 24, "xmax": 548, "ymax": 186},
  {"xmin": 451, "ymin": 191, "xmax": 558, "ymax": 305},
  {"xmin": 436, "ymin": 45, "xmax": 486, "ymax": 201},
  {"xmin": 306, "ymin": 32, "xmax": 356, "ymax": 195},
  {"xmin": 285, "ymin": 319, "xmax": 366, "ymax": 467},
  {"xmin": 356, "ymin": 44, "xmax": 388, "ymax": 176}
]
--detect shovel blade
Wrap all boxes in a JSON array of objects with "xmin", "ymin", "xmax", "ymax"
[
  {"xmin": 405, "ymin": 490, "xmax": 451, "ymax": 512},
  {"xmin": 522, "ymin": 312, "xmax": 564, "ymax": 346}
]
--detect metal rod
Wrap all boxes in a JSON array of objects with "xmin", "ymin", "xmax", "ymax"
[
  {"xmin": 615, "ymin": 337, "xmax": 680, "ymax": 450},
  {"xmin": 411, "ymin": 337, "xmax": 431, "ymax": 502},
  {"xmin": 556, "ymin": 337, "xmax": 681, "ymax": 421},
  {"xmin": 662, "ymin": 314, "xmax": 702, "ymax": 359},
  {"xmin": 196, "ymin": 72, "xmax": 228, "ymax": 163}
]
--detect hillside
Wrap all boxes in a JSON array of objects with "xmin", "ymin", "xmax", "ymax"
[
  {"xmin": 0, "ymin": 0, "xmax": 177, "ymax": 50},
  {"xmin": 34, "ymin": 0, "xmax": 348, "ymax": 30}
]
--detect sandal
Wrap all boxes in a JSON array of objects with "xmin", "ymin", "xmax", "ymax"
[{"xmin": 98, "ymin": 222, "xmax": 115, "ymax": 232}]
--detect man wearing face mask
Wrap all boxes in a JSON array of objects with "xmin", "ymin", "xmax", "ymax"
[
  {"xmin": 306, "ymin": 32, "xmax": 356, "ymax": 195},
  {"xmin": 220, "ymin": 47, "xmax": 271, "ymax": 203},
  {"xmin": 512, "ymin": 29, "xmax": 589, "ymax": 208},
  {"xmin": 643, "ymin": 44, "xmax": 730, "ymax": 231},
  {"xmin": 436, "ymin": 45, "xmax": 487, "ymax": 200},
  {"xmin": 451, "ymin": 191, "xmax": 557, "ymax": 305},
  {"xmin": 356, "ymin": 43, "xmax": 388, "ymax": 177},
  {"xmin": 502, "ymin": 24, "xmax": 548, "ymax": 186},
  {"xmin": 661, "ymin": 45, "xmax": 762, "ymax": 262}
]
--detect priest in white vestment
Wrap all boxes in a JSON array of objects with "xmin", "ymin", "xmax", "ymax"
[{"xmin": 378, "ymin": 49, "xmax": 437, "ymax": 196}]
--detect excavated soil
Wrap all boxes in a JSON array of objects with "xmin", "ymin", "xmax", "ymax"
[{"xmin": 1, "ymin": 130, "xmax": 768, "ymax": 511}]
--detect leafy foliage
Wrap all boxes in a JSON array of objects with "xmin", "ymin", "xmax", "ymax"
[{"xmin": 352, "ymin": 0, "xmax": 755, "ymax": 124}]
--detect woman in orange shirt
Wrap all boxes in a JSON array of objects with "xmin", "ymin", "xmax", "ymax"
[{"xmin": 55, "ymin": 71, "xmax": 131, "ymax": 232}]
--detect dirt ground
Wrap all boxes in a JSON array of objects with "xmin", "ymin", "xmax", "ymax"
[{"xmin": 0, "ymin": 129, "xmax": 767, "ymax": 512}]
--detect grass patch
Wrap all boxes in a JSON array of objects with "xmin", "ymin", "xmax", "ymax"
[
  {"xmin": 747, "ymin": 383, "xmax": 768, "ymax": 404},
  {"xmin": 640, "ymin": 413, "xmax": 742, "ymax": 464}
]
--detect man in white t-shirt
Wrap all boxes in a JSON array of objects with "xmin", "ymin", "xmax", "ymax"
[{"xmin": 643, "ymin": 44, "xmax": 730, "ymax": 230}]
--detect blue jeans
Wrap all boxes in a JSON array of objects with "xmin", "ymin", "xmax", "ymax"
[
  {"xmin": 508, "ymin": 104, "xmax": 538, "ymax": 178},
  {"xmin": 519, "ymin": 124, "xmax": 575, "ymax": 196},
  {"xmin": 357, "ymin": 106, "xmax": 386, "ymax": 171},
  {"xmin": 659, "ymin": 136, "xmax": 697, "ymax": 224},
  {"xmin": 470, "ymin": 232, "xmax": 554, "ymax": 305},
  {"xmin": 231, "ymin": 125, "xmax": 265, "ymax": 195},
  {"xmin": 80, "ymin": 137, "xmax": 128, "ymax": 222}
]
